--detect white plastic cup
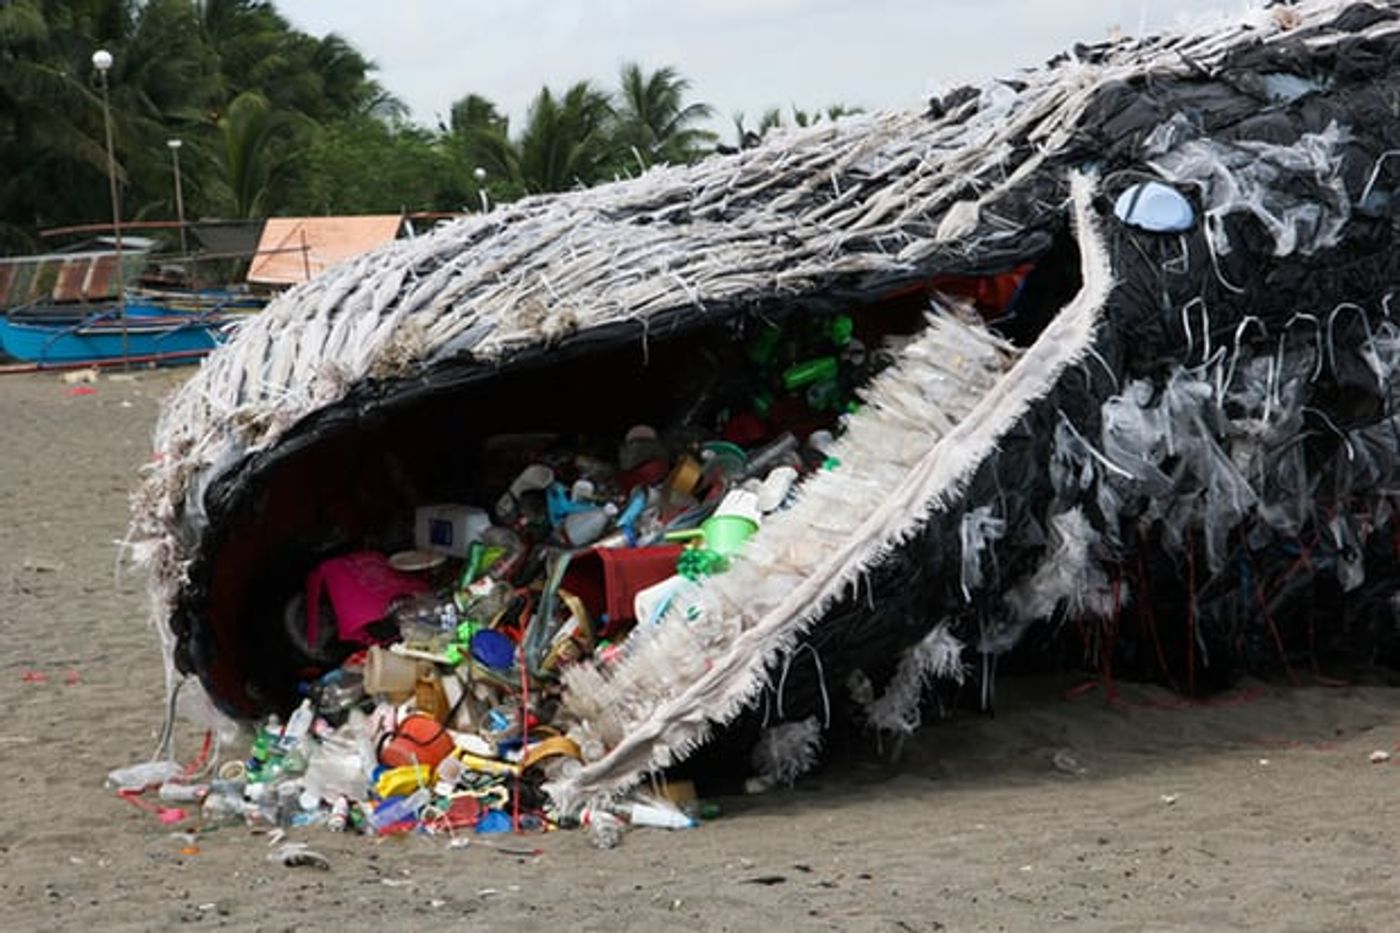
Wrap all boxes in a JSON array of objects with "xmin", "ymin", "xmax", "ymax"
[
  {"xmin": 434, "ymin": 755, "xmax": 464, "ymax": 796},
  {"xmin": 510, "ymin": 464, "xmax": 555, "ymax": 498},
  {"xmin": 562, "ymin": 505, "xmax": 616, "ymax": 547},
  {"xmin": 364, "ymin": 646, "xmax": 422, "ymax": 700},
  {"xmin": 714, "ymin": 488, "xmax": 762, "ymax": 525},
  {"xmin": 757, "ymin": 466, "xmax": 798, "ymax": 513}
]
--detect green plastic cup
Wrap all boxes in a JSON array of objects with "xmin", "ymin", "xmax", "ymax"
[{"xmin": 701, "ymin": 514, "xmax": 759, "ymax": 556}]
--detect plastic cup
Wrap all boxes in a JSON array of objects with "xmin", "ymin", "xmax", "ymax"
[
  {"xmin": 701, "ymin": 514, "xmax": 759, "ymax": 556},
  {"xmin": 757, "ymin": 466, "xmax": 798, "ymax": 513},
  {"xmin": 364, "ymin": 645, "xmax": 422, "ymax": 700},
  {"xmin": 510, "ymin": 464, "xmax": 555, "ymax": 498},
  {"xmin": 714, "ymin": 488, "xmax": 762, "ymax": 524}
]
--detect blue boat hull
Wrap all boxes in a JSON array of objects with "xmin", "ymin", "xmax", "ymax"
[{"xmin": 0, "ymin": 316, "xmax": 227, "ymax": 365}]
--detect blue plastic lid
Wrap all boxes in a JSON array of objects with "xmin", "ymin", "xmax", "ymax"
[
  {"xmin": 476, "ymin": 809, "xmax": 512, "ymax": 834},
  {"xmin": 1114, "ymin": 181, "xmax": 1195, "ymax": 233},
  {"xmin": 471, "ymin": 629, "xmax": 516, "ymax": 670}
]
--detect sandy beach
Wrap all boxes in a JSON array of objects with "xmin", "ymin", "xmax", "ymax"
[{"xmin": 1, "ymin": 369, "xmax": 1397, "ymax": 932}]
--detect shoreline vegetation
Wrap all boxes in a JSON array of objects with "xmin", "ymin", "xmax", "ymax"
[{"xmin": 0, "ymin": 0, "xmax": 860, "ymax": 254}]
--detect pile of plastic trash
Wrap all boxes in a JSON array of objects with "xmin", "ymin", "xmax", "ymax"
[{"xmin": 110, "ymin": 313, "xmax": 876, "ymax": 845}]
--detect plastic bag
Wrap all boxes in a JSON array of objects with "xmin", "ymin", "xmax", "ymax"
[
  {"xmin": 959, "ymin": 506, "xmax": 1006, "ymax": 600},
  {"xmin": 106, "ymin": 760, "xmax": 183, "ymax": 791},
  {"xmin": 1149, "ymin": 122, "xmax": 1351, "ymax": 257}
]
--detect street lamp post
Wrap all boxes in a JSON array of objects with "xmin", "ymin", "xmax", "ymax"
[
  {"xmin": 167, "ymin": 138, "xmax": 188, "ymax": 258},
  {"xmin": 473, "ymin": 166, "xmax": 489, "ymax": 213},
  {"xmin": 92, "ymin": 48, "xmax": 129, "ymax": 366}
]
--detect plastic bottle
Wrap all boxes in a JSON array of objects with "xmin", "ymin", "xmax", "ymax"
[
  {"xmin": 328, "ymin": 796, "xmax": 349, "ymax": 832},
  {"xmin": 391, "ymin": 592, "xmax": 460, "ymax": 631},
  {"xmin": 782, "ymin": 356, "xmax": 838, "ymax": 390},
  {"xmin": 247, "ymin": 730, "xmax": 278, "ymax": 782},
  {"xmin": 275, "ymin": 782, "xmax": 302, "ymax": 826},
  {"xmin": 744, "ymin": 433, "xmax": 800, "ymax": 478},
  {"xmin": 622, "ymin": 801, "xmax": 696, "ymax": 830},
  {"xmin": 158, "ymin": 782, "xmax": 209, "ymax": 803},
  {"xmin": 311, "ymin": 668, "xmax": 366, "ymax": 722},
  {"xmin": 367, "ymin": 788, "xmax": 431, "ymax": 833},
  {"xmin": 201, "ymin": 791, "xmax": 245, "ymax": 826},
  {"xmin": 283, "ymin": 698, "xmax": 315, "ymax": 747},
  {"xmin": 561, "ymin": 504, "xmax": 618, "ymax": 547},
  {"xmin": 105, "ymin": 760, "xmax": 182, "ymax": 791},
  {"xmin": 580, "ymin": 807, "xmax": 624, "ymax": 849}
]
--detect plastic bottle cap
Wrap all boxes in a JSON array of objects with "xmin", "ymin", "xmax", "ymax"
[{"xmin": 471, "ymin": 629, "xmax": 516, "ymax": 670}]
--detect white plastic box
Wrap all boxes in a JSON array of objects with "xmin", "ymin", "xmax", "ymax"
[{"xmin": 414, "ymin": 504, "xmax": 491, "ymax": 557}]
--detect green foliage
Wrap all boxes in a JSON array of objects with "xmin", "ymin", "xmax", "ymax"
[
  {"xmin": 291, "ymin": 116, "xmax": 467, "ymax": 215},
  {"xmin": 614, "ymin": 63, "xmax": 715, "ymax": 168},
  {"xmin": 0, "ymin": 0, "xmax": 388, "ymax": 250},
  {"xmin": 515, "ymin": 81, "xmax": 615, "ymax": 193},
  {"xmin": 209, "ymin": 90, "xmax": 306, "ymax": 218},
  {"xmin": 446, "ymin": 62, "xmax": 719, "ymax": 200},
  {"xmin": 731, "ymin": 103, "xmax": 864, "ymax": 149},
  {"xmin": 0, "ymin": 2, "xmax": 862, "ymax": 256}
]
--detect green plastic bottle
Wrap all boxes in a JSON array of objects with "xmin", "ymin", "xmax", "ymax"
[{"xmin": 782, "ymin": 356, "xmax": 838, "ymax": 390}]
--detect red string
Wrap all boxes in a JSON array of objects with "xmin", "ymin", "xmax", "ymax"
[
  {"xmin": 180, "ymin": 730, "xmax": 214, "ymax": 781},
  {"xmin": 1268, "ymin": 532, "xmax": 1318, "ymax": 604},
  {"xmin": 1100, "ymin": 572, "xmax": 1121, "ymax": 701},
  {"xmin": 113, "ymin": 729, "xmax": 214, "ymax": 827},
  {"xmin": 1136, "ymin": 551, "xmax": 1179, "ymax": 692},
  {"xmin": 1253, "ymin": 580, "xmax": 1300, "ymax": 687},
  {"xmin": 514, "ymin": 646, "xmax": 529, "ymax": 834}
]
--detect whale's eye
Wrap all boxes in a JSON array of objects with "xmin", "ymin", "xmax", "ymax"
[{"xmin": 1113, "ymin": 181, "xmax": 1196, "ymax": 234}]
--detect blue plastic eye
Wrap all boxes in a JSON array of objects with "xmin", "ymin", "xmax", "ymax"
[{"xmin": 1114, "ymin": 181, "xmax": 1196, "ymax": 233}]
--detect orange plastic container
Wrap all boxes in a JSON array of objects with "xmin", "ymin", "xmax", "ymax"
[{"xmin": 378, "ymin": 713, "xmax": 455, "ymax": 770}]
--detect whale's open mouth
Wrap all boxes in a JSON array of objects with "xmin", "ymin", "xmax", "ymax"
[{"xmin": 155, "ymin": 174, "xmax": 1104, "ymax": 808}]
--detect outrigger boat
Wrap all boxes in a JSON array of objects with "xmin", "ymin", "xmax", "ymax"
[
  {"xmin": 0, "ymin": 229, "xmax": 260, "ymax": 369},
  {"xmin": 0, "ymin": 302, "xmax": 237, "ymax": 369}
]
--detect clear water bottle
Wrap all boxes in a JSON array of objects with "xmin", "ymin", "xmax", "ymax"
[
  {"xmin": 581, "ymin": 807, "xmax": 624, "ymax": 849},
  {"xmin": 391, "ymin": 592, "xmax": 460, "ymax": 631},
  {"xmin": 328, "ymin": 796, "xmax": 349, "ymax": 832}
]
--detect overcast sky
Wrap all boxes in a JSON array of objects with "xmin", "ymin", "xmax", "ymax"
[{"xmin": 279, "ymin": 0, "xmax": 1249, "ymax": 139}]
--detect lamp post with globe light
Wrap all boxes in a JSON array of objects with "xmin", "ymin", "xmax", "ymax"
[
  {"xmin": 92, "ymin": 48, "xmax": 129, "ymax": 364},
  {"xmin": 167, "ymin": 138, "xmax": 188, "ymax": 257},
  {"xmin": 474, "ymin": 166, "xmax": 489, "ymax": 213}
]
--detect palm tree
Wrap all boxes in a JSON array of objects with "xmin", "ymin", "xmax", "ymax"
[
  {"xmin": 107, "ymin": 0, "xmax": 221, "ymax": 220},
  {"xmin": 0, "ymin": 0, "xmax": 410, "ymax": 246},
  {"xmin": 614, "ymin": 63, "xmax": 715, "ymax": 168},
  {"xmin": 514, "ymin": 81, "xmax": 615, "ymax": 193},
  {"xmin": 450, "ymin": 92, "xmax": 506, "ymax": 137},
  {"xmin": 197, "ymin": 0, "xmax": 288, "ymax": 105},
  {"xmin": 731, "ymin": 103, "xmax": 864, "ymax": 149},
  {"xmin": 0, "ymin": 0, "xmax": 168, "ymax": 245},
  {"xmin": 730, "ymin": 108, "xmax": 783, "ymax": 150},
  {"xmin": 211, "ymin": 90, "xmax": 305, "ymax": 218}
]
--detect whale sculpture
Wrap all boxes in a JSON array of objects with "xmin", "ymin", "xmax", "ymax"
[{"xmin": 131, "ymin": 1, "xmax": 1400, "ymax": 811}]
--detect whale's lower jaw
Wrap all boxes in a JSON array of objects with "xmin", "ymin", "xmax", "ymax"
[{"xmin": 547, "ymin": 174, "xmax": 1114, "ymax": 812}]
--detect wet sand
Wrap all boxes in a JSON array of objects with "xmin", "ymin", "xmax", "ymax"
[{"xmin": 1, "ymin": 370, "xmax": 1397, "ymax": 932}]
